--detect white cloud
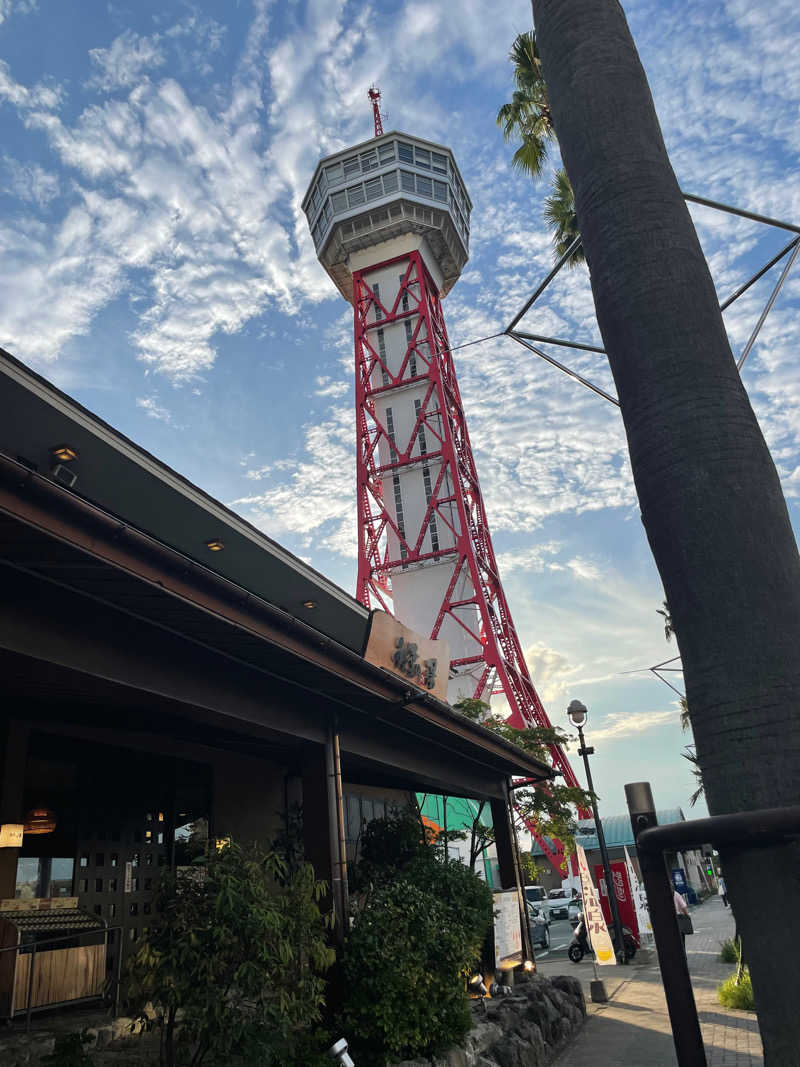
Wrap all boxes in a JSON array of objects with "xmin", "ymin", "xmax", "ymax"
[
  {"xmin": 87, "ymin": 30, "xmax": 166, "ymax": 92},
  {"xmin": 495, "ymin": 542, "xmax": 563, "ymax": 575},
  {"xmin": 523, "ymin": 642, "xmax": 573, "ymax": 706},
  {"xmin": 566, "ymin": 557, "xmax": 603, "ymax": 583},
  {"xmin": 588, "ymin": 709, "xmax": 679, "ymax": 743},
  {"xmin": 0, "ymin": 0, "xmax": 36, "ymax": 27},
  {"xmin": 229, "ymin": 403, "xmax": 357, "ymax": 558},
  {"xmin": 136, "ymin": 395, "xmax": 171, "ymax": 422},
  {"xmin": 2, "ymin": 157, "xmax": 59, "ymax": 205}
]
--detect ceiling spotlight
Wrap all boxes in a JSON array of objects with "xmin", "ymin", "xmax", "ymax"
[
  {"xmin": 303, "ymin": 599, "xmax": 318, "ymax": 609},
  {"xmin": 206, "ymin": 539, "xmax": 225, "ymax": 552},
  {"xmin": 50, "ymin": 444, "xmax": 78, "ymax": 462},
  {"xmin": 51, "ymin": 464, "xmax": 78, "ymax": 489}
]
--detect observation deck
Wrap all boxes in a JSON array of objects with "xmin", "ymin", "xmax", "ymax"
[{"xmin": 303, "ymin": 131, "xmax": 471, "ymax": 302}]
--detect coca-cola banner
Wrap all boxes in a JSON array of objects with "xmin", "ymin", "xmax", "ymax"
[{"xmin": 593, "ymin": 860, "xmax": 639, "ymax": 944}]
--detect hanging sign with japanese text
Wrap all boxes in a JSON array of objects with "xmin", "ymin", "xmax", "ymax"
[
  {"xmin": 576, "ymin": 843, "xmax": 616, "ymax": 966},
  {"xmin": 363, "ymin": 611, "xmax": 450, "ymax": 702}
]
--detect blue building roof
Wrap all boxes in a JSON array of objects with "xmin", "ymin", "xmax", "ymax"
[{"xmin": 530, "ymin": 808, "xmax": 686, "ymax": 856}]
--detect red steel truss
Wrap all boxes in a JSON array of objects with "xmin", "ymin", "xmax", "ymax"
[
  {"xmin": 352, "ymin": 249, "xmax": 585, "ymax": 872},
  {"xmin": 367, "ymin": 86, "xmax": 384, "ymax": 137}
]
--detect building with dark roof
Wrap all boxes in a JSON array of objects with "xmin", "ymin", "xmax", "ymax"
[{"xmin": 0, "ymin": 346, "xmax": 551, "ymax": 1017}]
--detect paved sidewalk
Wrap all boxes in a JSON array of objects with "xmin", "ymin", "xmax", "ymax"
[{"xmin": 538, "ymin": 897, "xmax": 762, "ymax": 1066}]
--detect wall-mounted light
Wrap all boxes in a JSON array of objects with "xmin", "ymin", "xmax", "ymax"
[
  {"xmin": 206, "ymin": 539, "xmax": 225, "ymax": 552},
  {"xmin": 302, "ymin": 600, "xmax": 318, "ymax": 609},
  {"xmin": 50, "ymin": 444, "xmax": 78, "ymax": 463},
  {"xmin": 24, "ymin": 806, "xmax": 57, "ymax": 835}
]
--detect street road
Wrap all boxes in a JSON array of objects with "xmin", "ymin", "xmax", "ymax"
[{"xmin": 536, "ymin": 917, "xmax": 576, "ymax": 960}]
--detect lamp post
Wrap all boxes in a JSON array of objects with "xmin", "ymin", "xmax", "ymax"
[{"xmin": 567, "ymin": 699, "xmax": 628, "ymax": 965}]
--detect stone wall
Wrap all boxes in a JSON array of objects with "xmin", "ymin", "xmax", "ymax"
[{"xmin": 392, "ymin": 973, "xmax": 586, "ymax": 1067}]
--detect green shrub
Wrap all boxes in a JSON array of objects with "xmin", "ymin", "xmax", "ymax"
[
  {"xmin": 341, "ymin": 880, "xmax": 474, "ymax": 1065},
  {"xmin": 126, "ymin": 841, "xmax": 335, "ymax": 1067},
  {"xmin": 719, "ymin": 938, "xmax": 739, "ymax": 964},
  {"xmin": 718, "ymin": 967, "xmax": 755, "ymax": 1011},
  {"xmin": 340, "ymin": 809, "xmax": 494, "ymax": 1065}
]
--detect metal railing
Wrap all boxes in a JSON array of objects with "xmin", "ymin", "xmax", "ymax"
[{"xmin": 625, "ymin": 783, "xmax": 800, "ymax": 1067}]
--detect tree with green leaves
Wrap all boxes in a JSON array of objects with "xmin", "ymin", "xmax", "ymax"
[
  {"xmin": 531, "ymin": 0, "xmax": 800, "ymax": 1057},
  {"xmin": 454, "ymin": 697, "xmax": 592, "ymax": 871},
  {"xmin": 497, "ymin": 30, "xmax": 584, "ymax": 267},
  {"xmin": 341, "ymin": 808, "xmax": 493, "ymax": 1064}
]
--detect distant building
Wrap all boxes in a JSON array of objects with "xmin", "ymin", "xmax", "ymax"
[{"xmin": 529, "ymin": 808, "xmax": 714, "ymax": 901}]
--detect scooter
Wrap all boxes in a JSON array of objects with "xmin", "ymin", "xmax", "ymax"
[{"xmin": 568, "ymin": 913, "xmax": 637, "ymax": 963}]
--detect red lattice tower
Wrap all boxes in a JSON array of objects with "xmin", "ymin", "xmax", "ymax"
[
  {"xmin": 303, "ymin": 126, "xmax": 585, "ymax": 873},
  {"xmin": 368, "ymin": 86, "xmax": 384, "ymax": 137}
]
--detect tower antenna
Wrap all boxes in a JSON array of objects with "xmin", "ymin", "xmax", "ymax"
[{"xmin": 367, "ymin": 85, "xmax": 384, "ymax": 137}]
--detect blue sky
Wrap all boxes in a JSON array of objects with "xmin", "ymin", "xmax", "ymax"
[{"xmin": 1, "ymin": 0, "xmax": 798, "ymax": 821}]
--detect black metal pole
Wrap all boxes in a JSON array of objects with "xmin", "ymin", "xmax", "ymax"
[
  {"xmin": 625, "ymin": 782, "xmax": 706, "ymax": 1067},
  {"xmin": 578, "ymin": 723, "xmax": 627, "ymax": 964}
]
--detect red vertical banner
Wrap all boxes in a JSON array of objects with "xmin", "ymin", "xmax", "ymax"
[{"xmin": 594, "ymin": 861, "xmax": 639, "ymax": 944}]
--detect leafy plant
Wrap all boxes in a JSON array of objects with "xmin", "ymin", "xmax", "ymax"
[
  {"xmin": 718, "ymin": 966, "xmax": 755, "ymax": 1011},
  {"xmin": 719, "ymin": 937, "xmax": 740, "ymax": 964},
  {"xmin": 341, "ymin": 881, "xmax": 476, "ymax": 1065},
  {"xmin": 126, "ymin": 841, "xmax": 335, "ymax": 1067},
  {"xmin": 341, "ymin": 810, "xmax": 493, "ymax": 1065},
  {"xmin": 41, "ymin": 1032, "xmax": 94, "ymax": 1067}
]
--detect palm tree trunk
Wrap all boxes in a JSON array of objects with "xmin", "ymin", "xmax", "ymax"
[{"xmin": 530, "ymin": 1, "xmax": 800, "ymax": 1060}]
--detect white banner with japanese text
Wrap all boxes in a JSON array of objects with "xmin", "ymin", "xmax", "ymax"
[
  {"xmin": 625, "ymin": 846, "xmax": 654, "ymax": 944},
  {"xmin": 575, "ymin": 843, "xmax": 616, "ymax": 965}
]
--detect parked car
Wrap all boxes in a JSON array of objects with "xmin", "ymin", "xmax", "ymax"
[
  {"xmin": 524, "ymin": 885, "xmax": 548, "ymax": 910},
  {"xmin": 527, "ymin": 904, "xmax": 550, "ymax": 950},
  {"xmin": 546, "ymin": 887, "xmax": 580, "ymax": 921}
]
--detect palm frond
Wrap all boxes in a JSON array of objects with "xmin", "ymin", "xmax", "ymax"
[
  {"xmin": 497, "ymin": 30, "xmax": 555, "ymax": 180},
  {"xmin": 543, "ymin": 168, "xmax": 585, "ymax": 266},
  {"xmin": 682, "ymin": 746, "xmax": 705, "ymax": 806},
  {"xmin": 679, "ymin": 697, "xmax": 691, "ymax": 732},
  {"xmin": 511, "ymin": 137, "xmax": 550, "ymax": 177}
]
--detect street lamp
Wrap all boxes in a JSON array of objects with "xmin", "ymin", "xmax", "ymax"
[{"xmin": 567, "ymin": 699, "xmax": 628, "ymax": 965}]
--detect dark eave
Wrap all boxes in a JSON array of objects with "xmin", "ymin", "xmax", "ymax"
[
  {"xmin": 0, "ymin": 346, "xmax": 369, "ymax": 654},
  {"xmin": 0, "ymin": 450, "xmax": 553, "ymax": 787}
]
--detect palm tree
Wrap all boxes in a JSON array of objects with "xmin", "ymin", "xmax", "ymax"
[
  {"xmin": 497, "ymin": 31, "xmax": 583, "ymax": 266},
  {"xmin": 531, "ymin": 0, "xmax": 800, "ymax": 1058}
]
